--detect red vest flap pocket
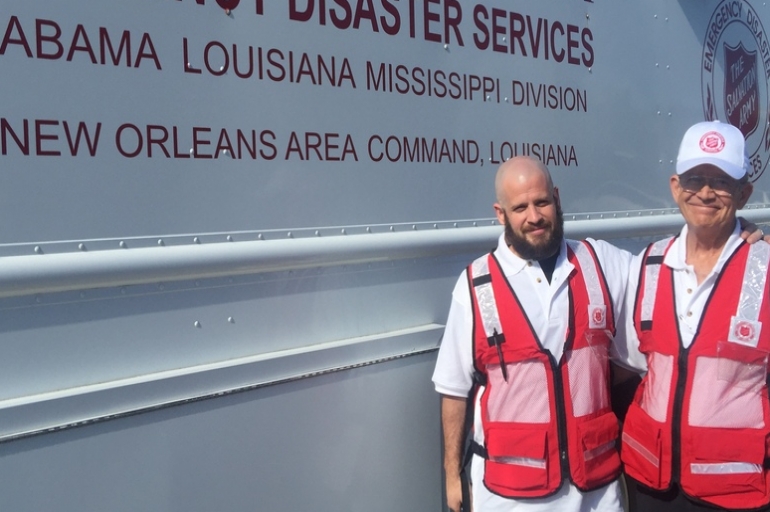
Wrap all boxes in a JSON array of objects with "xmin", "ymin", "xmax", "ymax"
[
  {"xmin": 687, "ymin": 428, "xmax": 765, "ymax": 464},
  {"xmin": 486, "ymin": 425, "xmax": 547, "ymax": 462},
  {"xmin": 484, "ymin": 426, "xmax": 550, "ymax": 494},
  {"xmin": 578, "ymin": 411, "xmax": 619, "ymax": 453}
]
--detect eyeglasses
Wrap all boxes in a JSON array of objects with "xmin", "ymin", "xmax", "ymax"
[{"xmin": 678, "ymin": 174, "xmax": 740, "ymax": 197}]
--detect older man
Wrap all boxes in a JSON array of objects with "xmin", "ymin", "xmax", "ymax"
[
  {"xmin": 621, "ymin": 121, "xmax": 770, "ymax": 511},
  {"xmin": 433, "ymin": 156, "xmax": 635, "ymax": 512}
]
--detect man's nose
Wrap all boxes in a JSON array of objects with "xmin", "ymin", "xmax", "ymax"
[{"xmin": 526, "ymin": 205, "xmax": 544, "ymax": 223}]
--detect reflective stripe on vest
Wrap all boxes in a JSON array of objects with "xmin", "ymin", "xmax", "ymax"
[{"xmin": 639, "ymin": 237, "xmax": 671, "ymax": 331}]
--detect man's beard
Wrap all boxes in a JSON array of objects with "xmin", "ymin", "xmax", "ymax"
[{"xmin": 504, "ymin": 207, "xmax": 564, "ymax": 260}]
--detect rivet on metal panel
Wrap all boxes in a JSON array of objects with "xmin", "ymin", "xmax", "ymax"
[
  {"xmin": 315, "ymin": 230, "xmax": 321, "ymax": 236},
  {"xmin": 571, "ymin": 215, "xmax": 576, "ymax": 220},
  {"xmin": 473, "ymin": 222, "xmax": 477, "ymax": 226},
  {"xmin": 504, "ymin": 97, "xmax": 508, "ymax": 102},
  {"xmin": 120, "ymin": 287, "xmax": 127, "ymax": 294},
  {"xmin": 159, "ymin": 284, "xmax": 165, "ymax": 290},
  {"xmin": 194, "ymin": 321, "xmax": 201, "ymax": 328},
  {"xmin": 228, "ymin": 278, "xmax": 234, "ymax": 284},
  {"xmin": 193, "ymin": 237, "xmax": 200, "ymax": 244},
  {"xmin": 228, "ymin": 317, "xmax": 235, "ymax": 324},
  {"xmin": 34, "ymin": 246, "xmax": 42, "ymax": 254},
  {"xmin": 258, "ymin": 233, "xmax": 264, "ymax": 240},
  {"xmin": 669, "ymin": 160, "xmax": 674, "ymax": 163},
  {"xmin": 443, "ymin": 44, "xmax": 449, "ymax": 50},
  {"xmin": 225, "ymin": 8, "xmax": 230, "ymax": 14},
  {"xmin": 502, "ymin": 36, "xmax": 507, "ymax": 42},
  {"xmin": 654, "ymin": 14, "xmax": 658, "ymax": 18},
  {"xmin": 390, "ymin": 226, "xmax": 395, "ymax": 231},
  {"xmin": 35, "ymin": 295, "xmax": 41, "ymax": 303},
  {"xmin": 287, "ymin": 232, "xmax": 293, "ymax": 238},
  {"xmin": 668, "ymin": 112, "xmax": 672, "ymax": 116},
  {"xmin": 195, "ymin": 281, "xmax": 200, "ymax": 287},
  {"xmin": 227, "ymin": 235, "xmax": 233, "ymax": 241},
  {"xmin": 586, "ymin": 214, "xmax": 591, "ymax": 220},
  {"xmin": 486, "ymin": 95, "xmax": 490, "ymax": 101},
  {"xmin": 453, "ymin": 222, "xmax": 458, "ymax": 227},
  {"xmin": 488, "ymin": 157, "xmax": 493, "ymax": 162},
  {"xmin": 79, "ymin": 292, "xmax": 85, "ymax": 299},
  {"xmin": 412, "ymin": 225, "xmax": 417, "ymax": 230},
  {"xmin": 219, "ymin": 66, "xmax": 225, "ymax": 72},
  {"xmin": 341, "ymin": 228, "xmax": 347, "ymax": 234},
  {"xmin": 366, "ymin": 227, "xmax": 371, "ymax": 233},
  {"xmin": 657, "ymin": 111, "xmax": 661, "ymax": 115},
  {"xmin": 158, "ymin": 239, "xmax": 164, "ymax": 246},
  {"xmin": 588, "ymin": 68, "xmax": 592, "ymax": 73},
  {"xmin": 600, "ymin": 213, "xmax": 604, "ymax": 219},
  {"xmin": 119, "ymin": 241, "xmax": 127, "ymax": 248},
  {"xmin": 585, "ymin": 13, "xmax": 589, "ymax": 19},
  {"xmin": 491, "ymin": 220, "xmax": 495, "ymax": 225},
  {"xmin": 189, "ymin": 148, "xmax": 194, "ymax": 155},
  {"xmin": 666, "ymin": 65, "xmax": 670, "ymax": 70},
  {"xmin": 659, "ymin": 159, "xmax": 663, "ymax": 163},
  {"xmin": 656, "ymin": 63, "xmax": 659, "ymax": 67},
  {"xmin": 665, "ymin": 17, "xmax": 669, "ymax": 22},
  {"xmin": 78, "ymin": 243, "xmax": 86, "ymax": 251}
]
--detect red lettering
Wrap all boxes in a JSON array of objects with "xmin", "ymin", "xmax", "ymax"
[
  {"xmin": 35, "ymin": 119, "xmax": 61, "ymax": 156},
  {"xmin": 36, "ymin": 19, "xmax": 63, "ymax": 60},
  {"xmin": 67, "ymin": 24, "xmax": 97, "ymax": 63},
  {"xmin": 423, "ymin": 0, "xmax": 441, "ymax": 42},
  {"xmin": 192, "ymin": 127, "xmax": 212, "ymax": 159},
  {"xmin": 116, "ymin": 124, "xmax": 142, "ymax": 158},
  {"xmin": 0, "ymin": 16, "xmax": 32, "ymax": 57}
]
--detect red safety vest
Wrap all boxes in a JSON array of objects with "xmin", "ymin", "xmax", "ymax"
[
  {"xmin": 622, "ymin": 238, "xmax": 770, "ymax": 510},
  {"xmin": 469, "ymin": 241, "xmax": 621, "ymax": 498}
]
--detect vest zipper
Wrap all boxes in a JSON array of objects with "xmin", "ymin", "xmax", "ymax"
[
  {"xmin": 671, "ymin": 343, "xmax": 688, "ymax": 485},
  {"xmin": 551, "ymin": 354, "xmax": 571, "ymax": 483}
]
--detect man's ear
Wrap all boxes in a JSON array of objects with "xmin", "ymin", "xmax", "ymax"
[
  {"xmin": 493, "ymin": 203, "xmax": 506, "ymax": 226},
  {"xmin": 737, "ymin": 182, "xmax": 754, "ymax": 209}
]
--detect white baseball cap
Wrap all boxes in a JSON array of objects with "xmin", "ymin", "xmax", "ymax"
[{"xmin": 676, "ymin": 121, "xmax": 749, "ymax": 179}]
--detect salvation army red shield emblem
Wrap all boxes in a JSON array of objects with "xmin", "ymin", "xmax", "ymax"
[
  {"xmin": 724, "ymin": 42, "xmax": 760, "ymax": 138},
  {"xmin": 728, "ymin": 316, "xmax": 762, "ymax": 347},
  {"xmin": 588, "ymin": 305, "xmax": 606, "ymax": 330}
]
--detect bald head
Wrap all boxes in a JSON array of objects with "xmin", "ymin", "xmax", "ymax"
[{"xmin": 494, "ymin": 156, "xmax": 554, "ymax": 207}]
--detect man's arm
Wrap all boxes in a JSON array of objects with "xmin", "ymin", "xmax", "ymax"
[{"xmin": 441, "ymin": 394, "xmax": 467, "ymax": 512}]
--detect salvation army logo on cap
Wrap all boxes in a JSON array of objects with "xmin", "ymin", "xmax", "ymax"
[
  {"xmin": 699, "ymin": 131, "xmax": 726, "ymax": 153},
  {"xmin": 588, "ymin": 305, "xmax": 606, "ymax": 330},
  {"xmin": 728, "ymin": 316, "xmax": 761, "ymax": 347}
]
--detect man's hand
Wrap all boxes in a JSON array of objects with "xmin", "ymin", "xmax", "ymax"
[
  {"xmin": 445, "ymin": 471, "xmax": 463, "ymax": 512},
  {"xmin": 442, "ymin": 395, "xmax": 468, "ymax": 512},
  {"xmin": 738, "ymin": 217, "xmax": 769, "ymax": 244}
]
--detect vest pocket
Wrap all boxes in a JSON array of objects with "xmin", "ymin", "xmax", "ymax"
[
  {"xmin": 575, "ymin": 411, "xmax": 620, "ymax": 487},
  {"xmin": 484, "ymin": 425, "xmax": 549, "ymax": 492},
  {"xmin": 683, "ymin": 428, "xmax": 766, "ymax": 498},
  {"xmin": 621, "ymin": 403, "xmax": 663, "ymax": 488}
]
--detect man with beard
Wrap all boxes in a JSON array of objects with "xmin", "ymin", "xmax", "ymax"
[{"xmin": 432, "ymin": 156, "xmax": 636, "ymax": 512}]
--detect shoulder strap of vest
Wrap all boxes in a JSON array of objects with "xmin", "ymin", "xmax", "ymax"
[
  {"xmin": 637, "ymin": 237, "xmax": 674, "ymax": 332},
  {"xmin": 568, "ymin": 239, "xmax": 616, "ymax": 332},
  {"xmin": 728, "ymin": 241, "xmax": 770, "ymax": 347},
  {"xmin": 468, "ymin": 253, "xmax": 509, "ymax": 380}
]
